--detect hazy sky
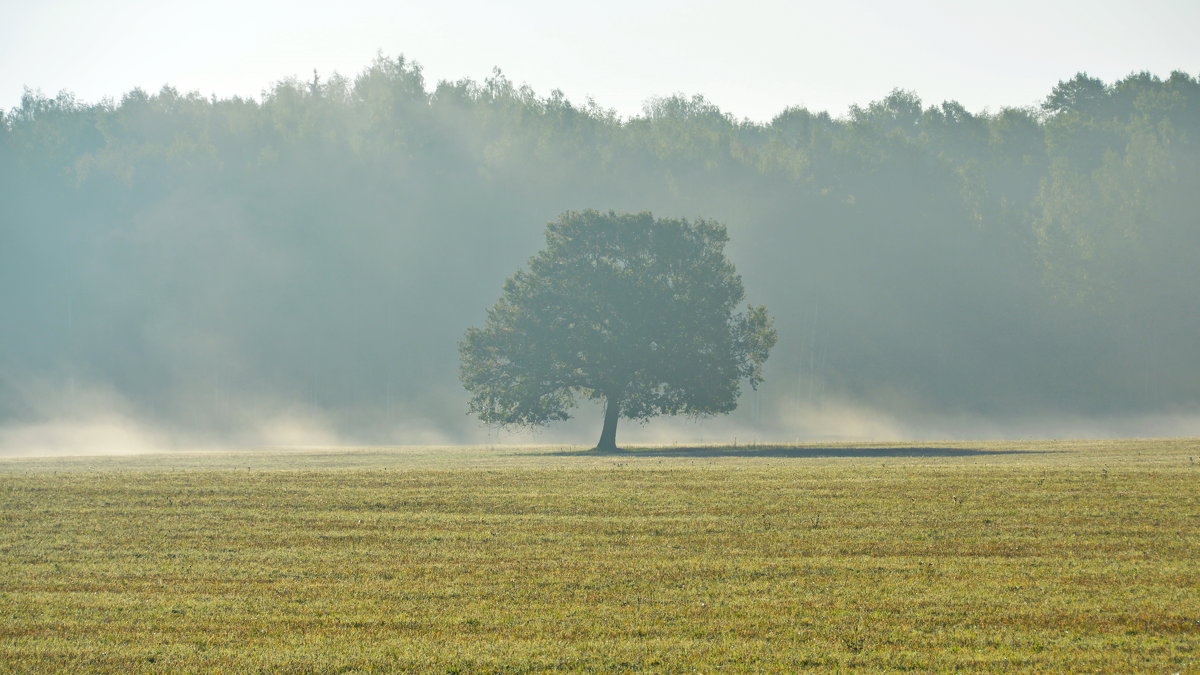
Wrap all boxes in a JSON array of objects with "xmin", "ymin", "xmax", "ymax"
[{"xmin": 3, "ymin": 0, "xmax": 1197, "ymax": 121}]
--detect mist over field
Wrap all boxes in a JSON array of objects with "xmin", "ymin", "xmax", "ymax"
[{"xmin": 3, "ymin": 57, "xmax": 1199, "ymax": 452}]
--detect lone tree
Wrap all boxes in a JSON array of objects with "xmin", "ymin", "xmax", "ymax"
[{"xmin": 459, "ymin": 210, "xmax": 776, "ymax": 451}]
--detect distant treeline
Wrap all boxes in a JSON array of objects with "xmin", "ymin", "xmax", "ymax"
[{"xmin": 2, "ymin": 57, "xmax": 1197, "ymax": 437}]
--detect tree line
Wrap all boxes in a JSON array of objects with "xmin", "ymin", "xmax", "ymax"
[{"xmin": 2, "ymin": 57, "xmax": 1197, "ymax": 439}]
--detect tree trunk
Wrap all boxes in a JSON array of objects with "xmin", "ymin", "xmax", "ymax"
[{"xmin": 595, "ymin": 394, "xmax": 620, "ymax": 451}]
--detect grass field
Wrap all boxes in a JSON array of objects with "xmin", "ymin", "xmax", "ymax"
[{"xmin": 1, "ymin": 439, "xmax": 1197, "ymax": 672}]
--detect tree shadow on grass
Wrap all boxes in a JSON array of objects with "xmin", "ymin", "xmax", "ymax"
[{"xmin": 535, "ymin": 445, "xmax": 1054, "ymax": 459}]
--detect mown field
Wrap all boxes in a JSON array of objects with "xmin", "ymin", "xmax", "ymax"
[{"xmin": 1, "ymin": 439, "xmax": 1197, "ymax": 672}]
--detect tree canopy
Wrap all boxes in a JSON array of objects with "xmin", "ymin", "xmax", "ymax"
[
  {"xmin": 459, "ymin": 211, "xmax": 776, "ymax": 449},
  {"xmin": 2, "ymin": 58, "xmax": 1198, "ymax": 440}
]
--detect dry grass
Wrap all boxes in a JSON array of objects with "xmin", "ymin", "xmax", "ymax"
[{"xmin": 1, "ymin": 439, "xmax": 1197, "ymax": 672}]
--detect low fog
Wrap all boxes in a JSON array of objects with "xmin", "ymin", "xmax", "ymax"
[{"xmin": 3, "ymin": 58, "xmax": 1199, "ymax": 454}]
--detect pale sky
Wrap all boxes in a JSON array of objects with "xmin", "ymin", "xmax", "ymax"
[{"xmin": 2, "ymin": 0, "xmax": 1197, "ymax": 121}]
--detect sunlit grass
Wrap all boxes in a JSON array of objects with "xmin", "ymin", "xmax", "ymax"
[{"xmin": 1, "ymin": 439, "xmax": 1197, "ymax": 671}]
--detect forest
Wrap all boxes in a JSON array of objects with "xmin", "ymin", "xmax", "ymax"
[{"xmin": 2, "ymin": 56, "xmax": 1198, "ymax": 444}]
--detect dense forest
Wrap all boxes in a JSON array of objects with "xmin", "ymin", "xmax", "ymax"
[{"xmin": 2, "ymin": 56, "xmax": 1198, "ymax": 444}]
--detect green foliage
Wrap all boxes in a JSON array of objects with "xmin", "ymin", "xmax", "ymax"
[
  {"xmin": 2, "ymin": 60, "xmax": 1199, "ymax": 434},
  {"xmin": 460, "ymin": 210, "xmax": 776, "ymax": 444},
  {"xmin": 1042, "ymin": 72, "xmax": 1109, "ymax": 116}
]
